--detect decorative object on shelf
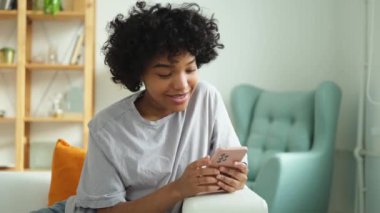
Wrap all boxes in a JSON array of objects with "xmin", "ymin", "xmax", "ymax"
[
  {"xmin": 0, "ymin": 109, "xmax": 5, "ymax": 117},
  {"xmin": 0, "ymin": 0, "xmax": 13, "ymax": 10},
  {"xmin": 0, "ymin": 47, "xmax": 15, "ymax": 64},
  {"xmin": 69, "ymin": 30, "xmax": 84, "ymax": 65},
  {"xmin": 43, "ymin": 0, "xmax": 61, "ymax": 15},
  {"xmin": 50, "ymin": 93, "xmax": 65, "ymax": 117},
  {"xmin": 47, "ymin": 44, "xmax": 58, "ymax": 64},
  {"xmin": 31, "ymin": 52, "xmax": 45, "ymax": 63},
  {"xmin": 58, "ymin": 24, "xmax": 83, "ymax": 64},
  {"xmin": 66, "ymin": 86, "xmax": 83, "ymax": 113}
]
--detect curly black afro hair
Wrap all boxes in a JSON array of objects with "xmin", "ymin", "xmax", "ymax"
[{"xmin": 102, "ymin": 1, "xmax": 224, "ymax": 92}]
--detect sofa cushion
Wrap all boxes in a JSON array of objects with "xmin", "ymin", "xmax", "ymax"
[
  {"xmin": 48, "ymin": 139, "xmax": 86, "ymax": 205},
  {"xmin": 0, "ymin": 171, "xmax": 51, "ymax": 212}
]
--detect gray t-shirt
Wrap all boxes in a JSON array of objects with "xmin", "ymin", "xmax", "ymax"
[{"xmin": 65, "ymin": 81, "xmax": 242, "ymax": 213}]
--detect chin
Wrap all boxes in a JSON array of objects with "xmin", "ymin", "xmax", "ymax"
[{"xmin": 171, "ymin": 102, "xmax": 189, "ymax": 112}]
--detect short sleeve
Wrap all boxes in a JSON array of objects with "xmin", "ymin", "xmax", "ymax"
[
  {"xmin": 210, "ymin": 90, "xmax": 247, "ymax": 163},
  {"xmin": 74, "ymin": 131, "xmax": 127, "ymax": 209}
]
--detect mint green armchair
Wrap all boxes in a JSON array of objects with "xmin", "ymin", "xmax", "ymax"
[{"xmin": 231, "ymin": 81, "xmax": 342, "ymax": 213}]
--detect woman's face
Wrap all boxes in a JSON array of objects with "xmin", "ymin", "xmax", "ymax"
[{"xmin": 138, "ymin": 51, "xmax": 199, "ymax": 120}]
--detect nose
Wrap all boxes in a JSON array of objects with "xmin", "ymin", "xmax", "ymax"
[{"xmin": 172, "ymin": 72, "xmax": 188, "ymax": 91}]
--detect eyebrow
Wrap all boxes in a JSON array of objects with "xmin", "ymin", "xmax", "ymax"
[{"xmin": 152, "ymin": 58, "xmax": 196, "ymax": 68}]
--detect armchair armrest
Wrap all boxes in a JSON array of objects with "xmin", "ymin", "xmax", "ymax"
[
  {"xmin": 182, "ymin": 186, "xmax": 268, "ymax": 213},
  {"xmin": 253, "ymin": 152, "xmax": 331, "ymax": 212}
]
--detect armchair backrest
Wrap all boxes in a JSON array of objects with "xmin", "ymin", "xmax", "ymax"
[{"xmin": 231, "ymin": 81, "xmax": 341, "ymax": 181}]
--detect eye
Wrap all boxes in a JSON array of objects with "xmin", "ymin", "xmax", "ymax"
[
  {"xmin": 157, "ymin": 73, "xmax": 172, "ymax": 78},
  {"xmin": 186, "ymin": 68, "xmax": 197, "ymax": 74}
]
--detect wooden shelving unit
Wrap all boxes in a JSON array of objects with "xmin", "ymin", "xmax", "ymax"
[
  {"xmin": 26, "ymin": 63, "xmax": 84, "ymax": 71},
  {"xmin": 0, "ymin": 0, "xmax": 95, "ymax": 171},
  {"xmin": 26, "ymin": 11, "xmax": 84, "ymax": 21},
  {"xmin": 24, "ymin": 115, "xmax": 83, "ymax": 123},
  {"xmin": 0, "ymin": 63, "xmax": 17, "ymax": 69},
  {"xmin": 0, "ymin": 10, "xmax": 17, "ymax": 19},
  {"xmin": 0, "ymin": 117, "xmax": 16, "ymax": 123}
]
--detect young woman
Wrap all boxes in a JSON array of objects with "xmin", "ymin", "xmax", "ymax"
[{"xmin": 64, "ymin": 2, "xmax": 248, "ymax": 213}]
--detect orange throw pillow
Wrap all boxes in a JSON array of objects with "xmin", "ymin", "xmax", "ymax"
[{"xmin": 48, "ymin": 139, "xmax": 86, "ymax": 206}]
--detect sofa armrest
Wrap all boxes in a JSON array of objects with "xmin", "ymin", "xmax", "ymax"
[
  {"xmin": 0, "ymin": 171, "xmax": 51, "ymax": 212},
  {"xmin": 253, "ymin": 152, "xmax": 331, "ymax": 212},
  {"xmin": 182, "ymin": 186, "xmax": 268, "ymax": 213}
]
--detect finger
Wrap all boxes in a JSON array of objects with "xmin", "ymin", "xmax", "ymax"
[
  {"xmin": 217, "ymin": 180, "xmax": 236, "ymax": 193},
  {"xmin": 198, "ymin": 176, "xmax": 218, "ymax": 185},
  {"xmin": 233, "ymin": 162, "xmax": 248, "ymax": 174},
  {"xmin": 219, "ymin": 166, "xmax": 247, "ymax": 182},
  {"xmin": 198, "ymin": 185, "xmax": 222, "ymax": 193},
  {"xmin": 216, "ymin": 173, "xmax": 240, "ymax": 189},
  {"xmin": 198, "ymin": 167, "xmax": 220, "ymax": 176}
]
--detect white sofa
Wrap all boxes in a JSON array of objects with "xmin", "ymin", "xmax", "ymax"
[{"xmin": 0, "ymin": 171, "xmax": 268, "ymax": 213}]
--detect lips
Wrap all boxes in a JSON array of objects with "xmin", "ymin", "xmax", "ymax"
[{"xmin": 167, "ymin": 92, "xmax": 189, "ymax": 104}]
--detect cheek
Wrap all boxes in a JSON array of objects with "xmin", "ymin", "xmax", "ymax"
[
  {"xmin": 188, "ymin": 73, "xmax": 199, "ymax": 87},
  {"xmin": 147, "ymin": 83, "xmax": 167, "ymax": 96}
]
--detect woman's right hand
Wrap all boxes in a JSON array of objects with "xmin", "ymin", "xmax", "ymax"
[{"xmin": 173, "ymin": 156, "xmax": 221, "ymax": 198}]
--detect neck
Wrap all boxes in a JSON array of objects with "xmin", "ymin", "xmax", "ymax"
[{"xmin": 134, "ymin": 92, "xmax": 171, "ymax": 121}]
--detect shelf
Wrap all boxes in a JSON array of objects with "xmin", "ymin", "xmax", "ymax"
[
  {"xmin": 0, "ymin": 167, "xmax": 50, "ymax": 172},
  {"xmin": 26, "ymin": 63, "xmax": 83, "ymax": 71},
  {"xmin": 0, "ymin": 10, "xmax": 17, "ymax": 19},
  {"xmin": 23, "ymin": 169, "xmax": 51, "ymax": 172},
  {"xmin": 25, "ymin": 115, "xmax": 83, "ymax": 123},
  {"xmin": 0, "ymin": 117, "xmax": 16, "ymax": 123},
  {"xmin": 27, "ymin": 11, "xmax": 84, "ymax": 21},
  {"xmin": 0, "ymin": 166, "xmax": 16, "ymax": 171},
  {"xmin": 0, "ymin": 63, "xmax": 17, "ymax": 69}
]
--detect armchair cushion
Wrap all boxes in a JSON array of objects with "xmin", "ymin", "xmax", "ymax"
[{"xmin": 246, "ymin": 89, "xmax": 314, "ymax": 180}]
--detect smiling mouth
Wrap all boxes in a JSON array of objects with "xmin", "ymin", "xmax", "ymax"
[{"xmin": 167, "ymin": 92, "xmax": 190, "ymax": 104}]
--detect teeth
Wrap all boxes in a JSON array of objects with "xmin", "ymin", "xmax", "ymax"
[
  {"xmin": 173, "ymin": 95, "xmax": 185, "ymax": 99},
  {"xmin": 169, "ymin": 93, "xmax": 188, "ymax": 103}
]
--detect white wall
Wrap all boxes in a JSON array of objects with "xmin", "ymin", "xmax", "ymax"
[
  {"xmin": 330, "ymin": 1, "xmax": 364, "ymax": 212},
  {"xmin": 95, "ymin": 0, "xmax": 366, "ymax": 212},
  {"xmin": 96, "ymin": 0, "xmax": 359, "ymax": 148}
]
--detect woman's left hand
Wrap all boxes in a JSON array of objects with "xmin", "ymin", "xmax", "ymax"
[{"xmin": 216, "ymin": 162, "xmax": 248, "ymax": 192}]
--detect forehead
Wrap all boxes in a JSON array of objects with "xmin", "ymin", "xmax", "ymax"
[{"xmin": 150, "ymin": 51, "xmax": 195, "ymax": 64}]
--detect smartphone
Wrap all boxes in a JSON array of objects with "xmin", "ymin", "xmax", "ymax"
[{"xmin": 210, "ymin": 146, "xmax": 247, "ymax": 167}]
